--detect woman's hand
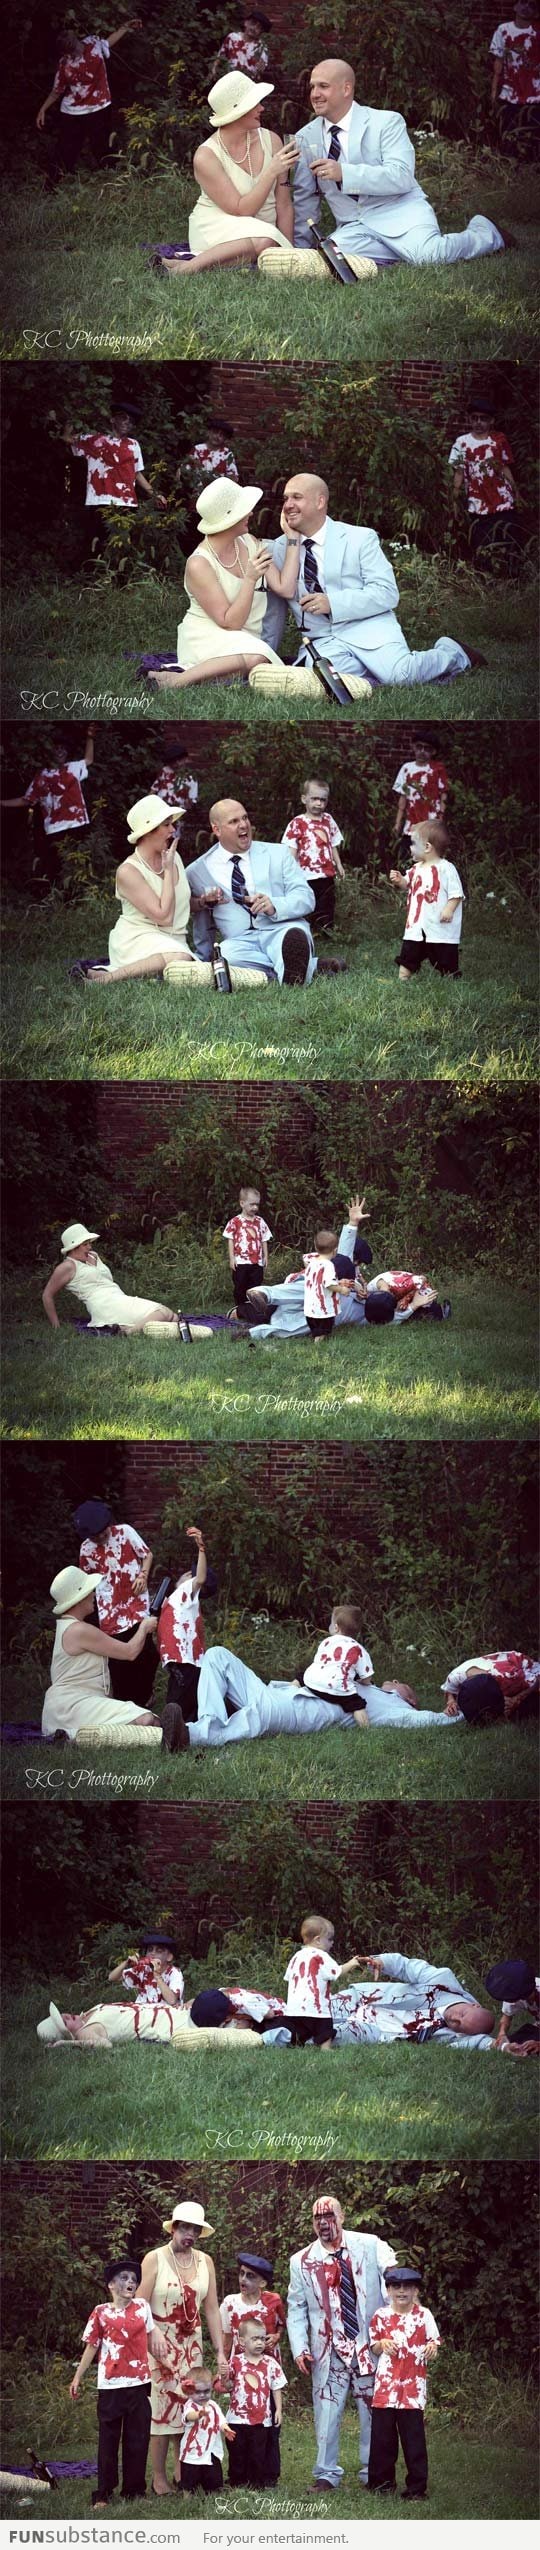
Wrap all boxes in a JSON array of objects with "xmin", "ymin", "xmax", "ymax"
[
  {"xmin": 273, "ymin": 141, "xmax": 300, "ymax": 177},
  {"xmin": 250, "ymin": 544, "xmax": 274, "ymax": 579}
]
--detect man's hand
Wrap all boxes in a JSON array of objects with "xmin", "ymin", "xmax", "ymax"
[
  {"xmin": 250, "ymin": 893, "xmax": 276, "ymax": 918},
  {"xmin": 311, "ymin": 157, "xmax": 343, "ymax": 185},
  {"xmin": 185, "ymin": 1524, "xmax": 204, "ymax": 1548},
  {"xmin": 295, "ymin": 2351, "xmax": 313, "ymax": 2375},
  {"xmin": 303, "ymin": 591, "xmax": 331, "ymax": 616},
  {"xmin": 348, "ymin": 1191, "xmax": 370, "ymax": 1225}
]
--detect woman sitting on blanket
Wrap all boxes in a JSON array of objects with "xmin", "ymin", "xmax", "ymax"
[
  {"xmin": 85, "ymin": 794, "xmax": 214, "ymax": 989},
  {"xmin": 155, "ymin": 70, "xmax": 298, "ymax": 281},
  {"xmin": 42, "ymin": 1564, "xmax": 164, "ymax": 1745},
  {"xmin": 148, "ymin": 476, "xmax": 301, "ymax": 695},
  {"xmin": 41, "ymin": 1221, "xmax": 212, "ymax": 1338}
]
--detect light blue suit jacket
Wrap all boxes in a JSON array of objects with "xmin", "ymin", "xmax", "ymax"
[
  {"xmin": 186, "ymin": 840, "xmax": 315, "ymax": 960},
  {"xmin": 293, "ymin": 101, "xmax": 430, "ymax": 246},
  {"xmin": 271, "ymin": 517, "xmax": 400, "ymax": 656}
]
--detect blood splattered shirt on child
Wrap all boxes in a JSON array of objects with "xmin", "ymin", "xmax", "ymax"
[
  {"xmin": 228, "ymin": 2354, "xmax": 286, "ymax": 2426},
  {"xmin": 284, "ymin": 1947, "xmax": 342, "ymax": 2017},
  {"xmin": 281, "ymin": 813, "xmax": 343, "ymax": 880},
  {"xmin": 157, "ymin": 1575, "xmax": 206, "ymax": 1668},
  {"xmin": 357, "ymin": 2303, "xmax": 440, "ymax": 2409},
  {"xmin": 82, "ymin": 2298, "xmax": 155, "ymax": 2386}
]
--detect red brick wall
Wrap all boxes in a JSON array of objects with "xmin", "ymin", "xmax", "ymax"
[
  {"xmin": 153, "ymin": 719, "xmax": 458, "ymax": 781},
  {"xmin": 94, "ymin": 1081, "xmax": 316, "ymax": 1178},
  {"xmin": 207, "ymin": 360, "xmax": 495, "ymax": 447}
]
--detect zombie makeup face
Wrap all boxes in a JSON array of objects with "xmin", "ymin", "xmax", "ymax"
[{"xmin": 313, "ymin": 2200, "xmax": 343, "ymax": 2249}]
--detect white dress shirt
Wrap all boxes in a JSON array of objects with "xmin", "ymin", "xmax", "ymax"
[
  {"xmin": 299, "ymin": 522, "xmax": 328, "ymax": 594},
  {"xmin": 206, "ymin": 843, "xmax": 256, "ymax": 896},
  {"xmin": 322, "ymin": 102, "xmax": 355, "ymax": 161}
]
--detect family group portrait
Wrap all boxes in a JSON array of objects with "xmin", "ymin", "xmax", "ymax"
[
  {"xmin": 2, "ymin": 1438, "xmax": 538, "ymax": 1803},
  {"xmin": 2, "ymin": 715, "xmax": 538, "ymax": 1089},
  {"xmin": 2, "ymin": 0, "xmax": 539, "ymax": 362},
  {"xmin": 2, "ymin": 1078, "xmax": 538, "ymax": 1444},
  {"xmin": 3, "ymin": 355, "xmax": 538, "ymax": 724},
  {"xmin": 1, "ymin": 2158, "xmax": 537, "ymax": 2522},
  {"xmin": 2, "ymin": 1800, "xmax": 538, "ymax": 2165}
]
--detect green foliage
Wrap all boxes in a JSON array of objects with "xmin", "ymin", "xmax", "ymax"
[{"xmin": 281, "ymin": 0, "xmax": 509, "ymax": 143}]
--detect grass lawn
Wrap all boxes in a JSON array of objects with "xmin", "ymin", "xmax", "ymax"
[
  {"xmin": 4, "ymin": 557, "xmax": 537, "ymax": 724},
  {"xmin": 2, "ymin": 893, "xmax": 537, "ymax": 1085},
  {"xmin": 1, "ymin": 2380, "xmax": 537, "ymax": 2523},
  {"xmin": 2, "ymin": 1280, "xmax": 538, "ymax": 1442},
  {"xmin": 2, "ymin": 141, "xmax": 540, "ymax": 362},
  {"xmin": 2, "ymin": 1637, "xmax": 538, "ymax": 1804},
  {"xmin": 3, "ymin": 1988, "xmax": 539, "ymax": 2160}
]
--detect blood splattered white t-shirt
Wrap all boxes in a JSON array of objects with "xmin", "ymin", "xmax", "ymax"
[
  {"xmin": 221, "ymin": 2291, "xmax": 286, "ymax": 2358},
  {"xmin": 393, "ymin": 760, "xmax": 449, "ymax": 825},
  {"xmin": 223, "ymin": 1213, "xmax": 272, "ymax": 1265},
  {"xmin": 24, "ymin": 759, "xmax": 89, "ymax": 835},
  {"xmin": 219, "ymin": 32, "xmax": 270, "ymax": 73},
  {"xmin": 284, "ymin": 1946, "xmax": 341, "ymax": 2016},
  {"xmin": 82, "ymin": 2297, "xmax": 154, "ymax": 2387},
  {"xmin": 121, "ymin": 1955, "xmax": 185, "ymax": 2008},
  {"xmin": 151, "ymin": 766, "xmax": 198, "ymax": 810},
  {"xmin": 282, "ymin": 814, "xmax": 343, "ymax": 880},
  {"xmin": 489, "ymin": 19, "xmax": 540, "ymax": 100},
  {"xmin": 403, "ymin": 857, "xmax": 463, "ymax": 943},
  {"xmin": 56, "ymin": 35, "xmax": 111, "ymax": 113},
  {"xmin": 442, "ymin": 1650, "xmax": 540, "ymax": 1700},
  {"xmin": 157, "ymin": 1573, "xmax": 206, "ymax": 1667},
  {"xmin": 369, "ymin": 1271, "xmax": 429, "ymax": 1309},
  {"xmin": 303, "ymin": 1634, "xmax": 374, "ymax": 1697},
  {"xmin": 79, "ymin": 1523, "xmax": 150, "ymax": 1631},
  {"xmin": 448, "ymin": 432, "xmax": 515, "ymax": 516},
  {"xmin": 228, "ymin": 2353, "xmax": 286, "ymax": 2426},
  {"xmin": 303, "ymin": 1255, "xmax": 339, "ymax": 1321},
  {"xmin": 179, "ymin": 2398, "xmax": 225, "ymax": 2463},
  {"xmin": 358, "ymin": 2303, "xmax": 440, "ymax": 2409},
  {"xmin": 70, "ymin": 432, "xmax": 144, "ymax": 507}
]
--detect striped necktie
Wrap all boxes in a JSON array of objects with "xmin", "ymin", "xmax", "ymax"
[
  {"xmin": 302, "ymin": 538, "xmax": 322, "ymax": 594},
  {"xmin": 230, "ymin": 855, "xmax": 250, "ymax": 907},
  {"xmin": 328, "ymin": 123, "xmax": 342, "ymax": 160},
  {"xmin": 337, "ymin": 2248, "xmax": 359, "ymax": 2340}
]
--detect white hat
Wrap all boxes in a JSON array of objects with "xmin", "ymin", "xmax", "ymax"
[
  {"xmin": 196, "ymin": 477, "xmax": 263, "ymax": 537},
  {"xmin": 208, "ymin": 69, "xmax": 274, "ymax": 126},
  {"xmin": 127, "ymin": 793, "xmax": 179, "ymax": 845},
  {"xmin": 162, "ymin": 2200, "xmax": 215, "ymax": 2237},
  {"xmin": 50, "ymin": 1564, "xmax": 103, "ymax": 1616},
  {"xmin": 60, "ymin": 1222, "xmax": 99, "ymax": 1253}
]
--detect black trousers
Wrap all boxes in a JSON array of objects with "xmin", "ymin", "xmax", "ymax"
[
  {"xmin": 59, "ymin": 107, "xmax": 112, "ymax": 171},
  {"xmin": 368, "ymin": 2406, "xmax": 428, "ymax": 2497},
  {"xmin": 310, "ymin": 875, "xmax": 336, "ymax": 932},
  {"xmin": 468, "ymin": 512, "xmax": 522, "ymax": 572},
  {"xmin": 233, "ymin": 1263, "xmax": 265, "ymax": 1310},
  {"xmin": 179, "ymin": 2455, "xmax": 223, "ymax": 2493},
  {"xmin": 94, "ymin": 2381, "xmax": 151, "ymax": 2502},
  {"xmin": 164, "ymin": 1659, "xmax": 201, "ymax": 1723},
  {"xmin": 227, "ymin": 2422, "xmax": 281, "ymax": 2488},
  {"xmin": 287, "ymin": 2015, "xmax": 334, "ymax": 2046},
  {"xmin": 306, "ymin": 1315, "xmax": 335, "ymax": 1337},
  {"xmin": 108, "ymin": 1624, "xmax": 159, "ymax": 1707}
]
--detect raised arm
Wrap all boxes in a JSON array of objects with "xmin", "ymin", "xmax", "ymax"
[{"xmin": 107, "ymin": 19, "xmax": 142, "ymax": 49}]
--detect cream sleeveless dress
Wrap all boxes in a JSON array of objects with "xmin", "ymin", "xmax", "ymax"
[
  {"xmin": 108, "ymin": 848, "xmax": 192, "ymax": 970},
  {"xmin": 189, "ymin": 126, "xmax": 283, "ymax": 253},
  {"xmin": 177, "ymin": 534, "xmax": 282, "ymax": 670},
  {"xmin": 42, "ymin": 1612, "xmax": 150, "ymax": 1737},
  {"xmin": 63, "ymin": 1250, "xmax": 167, "ymax": 1331},
  {"xmin": 149, "ymin": 2246, "xmax": 210, "ymax": 2431}
]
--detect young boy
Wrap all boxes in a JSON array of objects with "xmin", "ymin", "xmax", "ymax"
[
  {"xmin": 221, "ymin": 2255, "xmax": 286, "ymax": 2362},
  {"xmin": 448, "ymin": 401, "xmax": 522, "ymax": 566},
  {"xmin": 484, "ymin": 1957, "xmax": 540, "ymax": 2051},
  {"xmin": 303, "ymin": 1231, "xmax": 341, "ymax": 1337},
  {"xmin": 211, "ymin": 12, "xmax": 271, "ymax": 80},
  {"xmin": 389, "ymin": 820, "xmax": 464, "ymax": 981},
  {"xmin": 489, "ymin": 3, "xmax": 540, "ymax": 152},
  {"xmin": 157, "ymin": 1524, "xmax": 210, "ymax": 1719},
  {"xmin": 282, "ymin": 779, "xmax": 345, "ymax": 934},
  {"xmin": 223, "ymin": 1187, "xmax": 272, "ymax": 1312},
  {"xmin": 365, "ymin": 1271, "xmax": 450, "ymax": 1323},
  {"xmin": 62, "ymin": 404, "xmax": 166, "ymax": 560},
  {"xmin": 392, "ymin": 743, "xmax": 450, "ymax": 850},
  {"xmin": 358, "ymin": 2263, "xmax": 440, "ymax": 2500},
  {"xmin": 284, "ymin": 1913, "xmax": 361, "ymax": 2046},
  {"xmin": 303, "ymin": 1607, "xmax": 374, "ymax": 1717},
  {"xmin": 36, "ymin": 18, "xmax": 140, "ymax": 171},
  {"xmin": 178, "ymin": 2365, "xmax": 234, "ymax": 2494},
  {"xmin": 226, "ymin": 2318, "xmax": 286, "ymax": 2490},
  {"xmin": 441, "ymin": 1648, "xmax": 540, "ymax": 1721},
  {"xmin": 108, "ymin": 1933, "xmax": 185, "ymax": 2009},
  {"xmin": 70, "ymin": 2257, "xmax": 167, "ymax": 2508}
]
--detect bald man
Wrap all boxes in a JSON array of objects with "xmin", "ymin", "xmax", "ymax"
[
  {"xmin": 294, "ymin": 58, "xmax": 504, "ymax": 266},
  {"xmin": 270, "ymin": 475, "xmax": 484, "ymax": 689},
  {"xmin": 185, "ymin": 799, "xmax": 317, "ymax": 985},
  {"xmin": 287, "ymin": 2197, "xmax": 396, "ymax": 2491}
]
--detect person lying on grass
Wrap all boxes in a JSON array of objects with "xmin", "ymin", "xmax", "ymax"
[
  {"xmin": 168, "ymin": 1617, "xmax": 463, "ymax": 1752},
  {"xmin": 36, "ymin": 1955, "xmax": 499, "ymax": 2052},
  {"xmin": 246, "ymin": 1257, "xmax": 451, "ymax": 1339},
  {"xmin": 441, "ymin": 1647, "xmax": 540, "ymax": 1723},
  {"xmin": 36, "ymin": 1990, "xmax": 269, "ymax": 2047},
  {"xmin": 69, "ymin": 2256, "xmax": 169, "ymax": 2513},
  {"xmin": 389, "ymin": 821, "xmax": 464, "ymax": 983},
  {"xmin": 333, "ymin": 1952, "xmax": 497, "ymax": 2049},
  {"xmin": 41, "ymin": 1219, "xmax": 212, "ymax": 1338},
  {"xmin": 154, "ymin": 70, "xmax": 298, "ymax": 281},
  {"xmin": 484, "ymin": 1956, "xmax": 539, "ymax": 2056}
]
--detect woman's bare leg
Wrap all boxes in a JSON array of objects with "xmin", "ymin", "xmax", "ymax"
[
  {"xmin": 87, "ymin": 954, "xmax": 166, "ymax": 988},
  {"xmin": 151, "ymin": 2437, "xmax": 173, "ymax": 2495},
  {"xmin": 149, "ymin": 653, "xmax": 268, "ymax": 691},
  {"xmin": 162, "ymin": 239, "xmax": 263, "ymax": 277}
]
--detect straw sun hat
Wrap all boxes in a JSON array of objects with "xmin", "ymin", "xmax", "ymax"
[
  {"xmin": 50, "ymin": 1565, "xmax": 103, "ymax": 1615},
  {"xmin": 162, "ymin": 2200, "xmax": 215, "ymax": 2237},
  {"xmin": 196, "ymin": 478, "xmax": 264, "ymax": 536},
  {"xmin": 126, "ymin": 794, "xmax": 178, "ymax": 845},
  {"xmin": 208, "ymin": 70, "xmax": 274, "ymax": 126},
  {"xmin": 60, "ymin": 1223, "xmax": 99, "ymax": 1253}
]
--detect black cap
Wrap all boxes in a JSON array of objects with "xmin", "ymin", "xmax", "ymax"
[
  {"xmin": 138, "ymin": 1933, "xmax": 176, "ymax": 1953},
  {"xmin": 385, "ymin": 2265, "xmax": 421, "ymax": 2286},
  {"xmin": 105, "ymin": 2257, "xmax": 139, "ymax": 2283},
  {"xmin": 237, "ymin": 2252, "xmax": 273, "ymax": 2280},
  {"xmin": 73, "ymin": 1499, "xmax": 113, "ymax": 1537}
]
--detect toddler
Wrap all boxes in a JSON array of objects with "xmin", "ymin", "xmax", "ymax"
[
  {"xmin": 226, "ymin": 2318, "xmax": 286, "ymax": 2490},
  {"xmin": 157, "ymin": 1525, "xmax": 210, "ymax": 1718},
  {"xmin": 357, "ymin": 2263, "xmax": 440, "ymax": 2501},
  {"xmin": 303, "ymin": 1229, "xmax": 341, "ymax": 1337},
  {"xmin": 224, "ymin": 1185, "xmax": 272, "ymax": 1312},
  {"xmin": 303, "ymin": 1606, "xmax": 373, "ymax": 1718},
  {"xmin": 282, "ymin": 778, "xmax": 345, "ymax": 932},
  {"xmin": 178, "ymin": 2365, "xmax": 234, "ymax": 2495},
  {"xmin": 284, "ymin": 1913, "xmax": 361, "ymax": 2046},
  {"xmin": 389, "ymin": 819, "xmax": 464, "ymax": 980}
]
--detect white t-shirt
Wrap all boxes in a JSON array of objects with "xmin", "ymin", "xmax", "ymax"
[
  {"xmin": 282, "ymin": 813, "xmax": 343, "ymax": 879},
  {"xmin": 403, "ymin": 857, "xmax": 464, "ymax": 944},
  {"xmin": 158, "ymin": 1574, "xmax": 206, "ymax": 1667},
  {"xmin": 24, "ymin": 758, "xmax": 89, "ymax": 835},
  {"xmin": 489, "ymin": 19, "xmax": 540, "ymax": 100},
  {"xmin": 304, "ymin": 1634, "xmax": 373, "ymax": 1696},
  {"xmin": 82, "ymin": 2297, "xmax": 154, "ymax": 2387},
  {"xmin": 442, "ymin": 1651, "xmax": 540, "ymax": 1699},
  {"xmin": 57, "ymin": 34, "xmax": 111, "ymax": 113},
  {"xmin": 304, "ymin": 1255, "xmax": 339, "ymax": 1320},
  {"xmin": 223, "ymin": 1213, "xmax": 272, "ymax": 1265},
  {"xmin": 393, "ymin": 760, "xmax": 449, "ymax": 824},
  {"xmin": 179, "ymin": 2399, "xmax": 225, "ymax": 2464},
  {"xmin": 79, "ymin": 1522, "xmax": 150, "ymax": 1632},
  {"xmin": 448, "ymin": 431, "xmax": 515, "ymax": 517},
  {"xmin": 70, "ymin": 432, "xmax": 144, "ymax": 508},
  {"xmin": 284, "ymin": 1945, "xmax": 341, "ymax": 2016},
  {"xmin": 228, "ymin": 2354, "xmax": 286, "ymax": 2426}
]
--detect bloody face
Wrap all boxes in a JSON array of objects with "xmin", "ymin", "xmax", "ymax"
[{"xmin": 313, "ymin": 2201, "xmax": 342, "ymax": 2247}]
